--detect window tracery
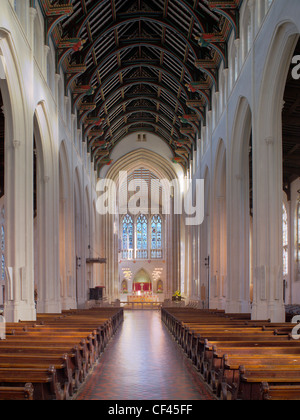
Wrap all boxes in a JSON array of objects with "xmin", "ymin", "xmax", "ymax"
[{"xmin": 121, "ymin": 214, "xmax": 163, "ymax": 260}]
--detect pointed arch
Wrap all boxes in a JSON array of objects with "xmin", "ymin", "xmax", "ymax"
[
  {"xmin": 133, "ymin": 268, "xmax": 152, "ymax": 293},
  {"xmin": 252, "ymin": 21, "xmax": 299, "ymax": 322},
  {"xmin": 0, "ymin": 28, "xmax": 37, "ymax": 321}
]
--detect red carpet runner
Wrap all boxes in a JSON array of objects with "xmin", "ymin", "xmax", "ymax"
[{"xmin": 75, "ymin": 310, "xmax": 214, "ymax": 400}]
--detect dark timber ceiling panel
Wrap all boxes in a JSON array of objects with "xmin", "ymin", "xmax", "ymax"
[{"xmin": 40, "ymin": 0, "xmax": 241, "ymax": 172}]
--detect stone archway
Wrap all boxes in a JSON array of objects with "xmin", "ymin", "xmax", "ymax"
[
  {"xmin": 252, "ymin": 22, "xmax": 299, "ymax": 322},
  {"xmin": 100, "ymin": 147, "xmax": 182, "ymax": 303},
  {"xmin": 133, "ymin": 269, "xmax": 152, "ymax": 293},
  {"xmin": 0, "ymin": 29, "xmax": 36, "ymax": 322}
]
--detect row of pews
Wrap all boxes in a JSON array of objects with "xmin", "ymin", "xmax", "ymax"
[
  {"xmin": 161, "ymin": 307, "xmax": 300, "ymax": 400},
  {"xmin": 0, "ymin": 307, "xmax": 124, "ymax": 400}
]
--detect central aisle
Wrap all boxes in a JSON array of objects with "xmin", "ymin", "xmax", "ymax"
[{"xmin": 75, "ymin": 310, "xmax": 214, "ymax": 400}]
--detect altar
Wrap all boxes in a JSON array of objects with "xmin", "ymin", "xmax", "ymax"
[{"xmin": 127, "ymin": 295, "xmax": 159, "ymax": 303}]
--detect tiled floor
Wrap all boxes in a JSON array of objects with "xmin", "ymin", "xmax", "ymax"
[{"xmin": 75, "ymin": 310, "xmax": 214, "ymax": 400}]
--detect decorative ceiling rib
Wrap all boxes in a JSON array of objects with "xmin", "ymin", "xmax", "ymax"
[{"xmin": 40, "ymin": 0, "xmax": 241, "ymax": 172}]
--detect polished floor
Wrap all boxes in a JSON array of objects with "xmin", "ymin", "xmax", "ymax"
[{"xmin": 75, "ymin": 310, "xmax": 214, "ymax": 400}]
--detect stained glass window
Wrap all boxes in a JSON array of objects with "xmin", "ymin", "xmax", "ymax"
[
  {"xmin": 122, "ymin": 215, "xmax": 133, "ymax": 259},
  {"xmin": 121, "ymin": 214, "xmax": 164, "ymax": 260},
  {"xmin": 283, "ymin": 204, "xmax": 288, "ymax": 276},
  {"xmin": 136, "ymin": 215, "xmax": 148, "ymax": 258},
  {"xmin": 151, "ymin": 215, "xmax": 162, "ymax": 259}
]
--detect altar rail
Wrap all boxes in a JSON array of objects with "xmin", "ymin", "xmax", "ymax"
[{"xmin": 120, "ymin": 301, "xmax": 162, "ymax": 310}]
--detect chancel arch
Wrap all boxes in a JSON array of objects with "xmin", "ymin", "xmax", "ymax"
[{"xmin": 102, "ymin": 147, "xmax": 181, "ymax": 302}]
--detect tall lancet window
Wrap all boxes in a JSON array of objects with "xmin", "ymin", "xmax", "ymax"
[
  {"xmin": 151, "ymin": 215, "xmax": 162, "ymax": 259},
  {"xmin": 136, "ymin": 215, "xmax": 148, "ymax": 259},
  {"xmin": 122, "ymin": 214, "xmax": 134, "ymax": 260},
  {"xmin": 283, "ymin": 203, "xmax": 288, "ymax": 277}
]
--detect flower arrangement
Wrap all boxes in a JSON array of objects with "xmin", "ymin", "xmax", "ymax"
[{"xmin": 172, "ymin": 290, "xmax": 182, "ymax": 301}]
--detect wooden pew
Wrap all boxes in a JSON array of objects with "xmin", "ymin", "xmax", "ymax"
[
  {"xmin": 186, "ymin": 327, "xmax": 292, "ymax": 373},
  {"xmin": 261, "ymin": 382, "xmax": 300, "ymax": 400},
  {"xmin": 217, "ymin": 352, "xmax": 300, "ymax": 399},
  {"xmin": 201, "ymin": 339, "xmax": 300, "ymax": 385},
  {"xmin": 0, "ymin": 383, "xmax": 34, "ymax": 401},
  {"xmin": 0, "ymin": 353, "xmax": 75, "ymax": 397},
  {"xmin": 161, "ymin": 307, "xmax": 300, "ymax": 400},
  {"xmin": 0, "ymin": 366, "xmax": 64, "ymax": 400},
  {"xmin": 0, "ymin": 308, "xmax": 124, "ymax": 400},
  {"xmin": 236, "ymin": 366, "xmax": 300, "ymax": 400}
]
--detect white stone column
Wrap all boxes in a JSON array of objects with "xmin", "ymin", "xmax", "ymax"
[
  {"xmin": 0, "ymin": 27, "xmax": 36, "ymax": 321},
  {"xmin": 251, "ymin": 136, "xmax": 285, "ymax": 322},
  {"xmin": 226, "ymin": 174, "xmax": 251, "ymax": 314},
  {"xmin": 29, "ymin": 7, "xmax": 37, "ymax": 50},
  {"xmin": 165, "ymin": 212, "xmax": 173, "ymax": 298},
  {"xmin": 42, "ymin": 173, "xmax": 61, "ymax": 313},
  {"xmin": 223, "ymin": 68, "xmax": 229, "ymax": 105},
  {"xmin": 212, "ymin": 195, "xmax": 226, "ymax": 310},
  {"xmin": 59, "ymin": 196, "xmax": 67, "ymax": 308},
  {"xmin": 5, "ymin": 135, "xmax": 36, "ymax": 322},
  {"xmin": 104, "ymin": 213, "xmax": 119, "ymax": 304}
]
